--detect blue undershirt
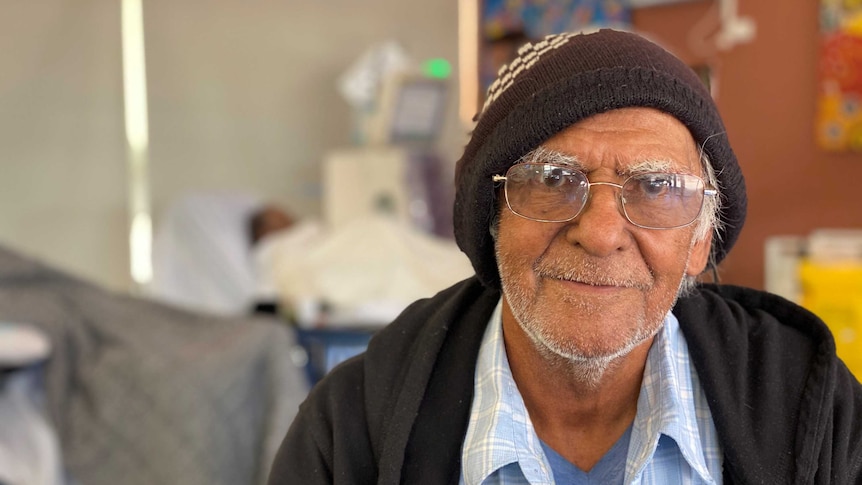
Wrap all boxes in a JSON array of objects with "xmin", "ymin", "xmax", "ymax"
[{"xmin": 539, "ymin": 425, "xmax": 632, "ymax": 484}]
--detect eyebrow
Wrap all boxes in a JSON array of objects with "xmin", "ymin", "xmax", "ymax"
[
  {"xmin": 520, "ymin": 147, "xmax": 584, "ymax": 170},
  {"xmin": 620, "ymin": 158, "xmax": 677, "ymax": 176}
]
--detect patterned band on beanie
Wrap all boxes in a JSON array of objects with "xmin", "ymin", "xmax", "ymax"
[{"xmin": 453, "ymin": 29, "xmax": 746, "ymax": 290}]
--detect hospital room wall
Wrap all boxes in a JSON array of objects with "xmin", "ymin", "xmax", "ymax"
[{"xmin": 0, "ymin": 0, "xmax": 461, "ymax": 291}]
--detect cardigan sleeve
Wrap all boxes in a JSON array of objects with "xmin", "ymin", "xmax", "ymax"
[
  {"xmin": 267, "ymin": 386, "xmax": 335, "ymax": 485},
  {"xmin": 268, "ymin": 356, "xmax": 378, "ymax": 485}
]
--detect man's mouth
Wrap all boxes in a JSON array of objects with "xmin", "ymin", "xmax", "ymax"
[
  {"xmin": 544, "ymin": 276, "xmax": 638, "ymax": 294},
  {"xmin": 534, "ymin": 261, "xmax": 653, "ymax": 291}
]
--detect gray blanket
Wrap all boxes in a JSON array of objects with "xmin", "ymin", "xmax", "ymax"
[{"xmin": 0, "ymin": 245, "xmax": 306, "ymax": 485}]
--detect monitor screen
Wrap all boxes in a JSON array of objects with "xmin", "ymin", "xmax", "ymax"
[
  {"xmin": 388, "ymin": 79, "xmax": 448, "ymax": 144},
  {"xmin": 368, "ymin": 73, "xmax": 449, "ymax": 146}
]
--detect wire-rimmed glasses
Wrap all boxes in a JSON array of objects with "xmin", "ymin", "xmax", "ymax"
[{"xmin": 491, "ymin": 162, "xmax": 717, "ymax": 229}]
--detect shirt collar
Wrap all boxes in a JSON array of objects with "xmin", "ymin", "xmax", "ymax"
[
  {"xmin": 461, "ymin": 299, "xmax": 553, "ymax": 484},
  {"xmin": 626, "ymin": 312, "xmax": 716, "ymax": 483}
]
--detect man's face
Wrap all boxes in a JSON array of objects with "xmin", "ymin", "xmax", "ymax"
[{"xmin": 496, "ymin": 107, "xmax": 711, "ymax": 365}]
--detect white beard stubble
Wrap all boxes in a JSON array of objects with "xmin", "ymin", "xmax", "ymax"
[{"xmin": 496, "ymin": 242, "xmax": 695, "ymax": 390}]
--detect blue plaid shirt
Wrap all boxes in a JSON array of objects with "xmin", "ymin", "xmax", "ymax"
[{"xmin": 460, "ymin": 300, "xmax": 723, "ymax": 485}]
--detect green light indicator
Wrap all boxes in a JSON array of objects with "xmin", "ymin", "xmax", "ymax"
[{"xmin": 423, "ymin": 58, "xmax": 451, "ymax": 79}]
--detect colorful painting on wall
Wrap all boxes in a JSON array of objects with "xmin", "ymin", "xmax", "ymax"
[{"xmin": 817, "ymin": 0, "xmax": 862, "ymax": 151}]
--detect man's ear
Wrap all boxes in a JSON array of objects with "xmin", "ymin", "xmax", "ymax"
[{"xmin": 686, "ymin": 230, "xmax": 713, "ymax": 276}]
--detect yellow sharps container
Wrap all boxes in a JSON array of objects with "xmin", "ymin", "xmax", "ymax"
[{"xmin": 799, "ymin": 260, "xmax": 862, "ymax": 379}]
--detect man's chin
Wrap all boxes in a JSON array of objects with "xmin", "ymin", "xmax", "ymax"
[
  {"xmin": 520, "ymin": 316, "xmax": 647, "ymax": 362},
  {"xmin": 541, "ymin": 335, "xmax": 644, "ymax": 363},
  {"xmin": 525, "ymin": 333, "xmax": 643, "ymax": 388}
]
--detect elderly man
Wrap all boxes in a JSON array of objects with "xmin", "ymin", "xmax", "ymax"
[{"xmin": 269, "ymin": 29, "xmax": 862, "ymax": 484}]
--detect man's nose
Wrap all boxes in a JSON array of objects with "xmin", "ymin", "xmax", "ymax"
[{"xmin": 563, "ymin": 184, "xmax": 630, "ymax": 257}]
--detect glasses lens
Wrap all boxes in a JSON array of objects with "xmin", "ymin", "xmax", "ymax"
[
  {"xmin": 621, "ymin": 173, "xmax": 705, "ymax": 228},
  {"xmin": 504, "ymin": 163, "xmax": 589, "ymax": 222}
]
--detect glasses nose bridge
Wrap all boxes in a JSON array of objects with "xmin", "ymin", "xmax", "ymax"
[
  {"xmin": 582, "ymin": 180, "xmax": 627, "ymax": 219},
  {"xmin": 587, "ymin": 180, "xmax": 624, "ymax": 192},
  {"xmin": 585, "ymin": 180, "xmax": 625, "ymax": 202}
]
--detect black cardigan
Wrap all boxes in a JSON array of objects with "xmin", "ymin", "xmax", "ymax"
[{"xmin": 269, "ymin": 278, "xmax": 862, "ymax": 484}]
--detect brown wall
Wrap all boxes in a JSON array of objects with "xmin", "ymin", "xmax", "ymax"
[{"xmin": 634, "ymin": 0, "xmax": 862, "ymax": 289}]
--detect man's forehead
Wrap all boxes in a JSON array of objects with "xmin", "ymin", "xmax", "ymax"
[
  {"xmin": 545, "ymin": 107, "xmax": 695, "ymax": 143},
  {"xmin": 533, "ymin": 109, "xmax": 700, "ymax": 172}
]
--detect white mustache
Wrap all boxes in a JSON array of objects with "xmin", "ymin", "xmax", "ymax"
[{"xmin": 533, "ymin": 256, "xmax": 653, "ymax": 290}]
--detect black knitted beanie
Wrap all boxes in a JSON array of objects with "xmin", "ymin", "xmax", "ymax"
[{"xmin": 454, "ymin": 29, "xmax": 746, "ymax": 290}]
